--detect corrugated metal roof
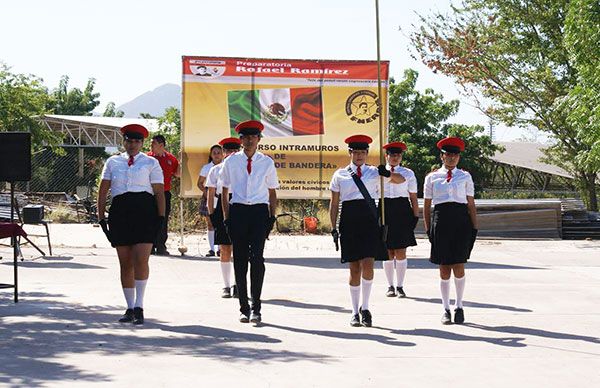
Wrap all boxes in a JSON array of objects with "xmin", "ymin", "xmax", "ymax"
[
  {"xmin": 492, "ymin": 141, "xmax": 573, "ymax": 179},
  {"xmin": 45, "ymin": 115, "xmax": 159, "ymax": 132}
]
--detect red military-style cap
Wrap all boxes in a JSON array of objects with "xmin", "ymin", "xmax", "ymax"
[
  {"xmin": 120, "ymin": 124, "xmax": 149, "ymax": 140},
  {"xmin": 437, "ymin": 137, "xmax": 465, "ymax": 153},
  {"xmin": 235, "ymin": 120, "xmax": 264, "ymax": 136},
  {"xmin": 383, "ymin": 141, "xmax": 407, "ymax": 154},
  {"xmin": 219, "ymin": 137, "xmax": 242, "ymax": 150},
  {"xmin": 345, "ymin": 134, "xmax": 373, "ymax": 150}
]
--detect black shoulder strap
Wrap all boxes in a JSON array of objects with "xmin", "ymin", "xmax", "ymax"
[{"xmin": 347, "ymin": 166, "xmax": 379, "ymax": 224}]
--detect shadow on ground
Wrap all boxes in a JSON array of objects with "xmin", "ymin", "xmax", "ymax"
[
  {"xmin": 0, "ymin": 292, "xmax": 329, "ymax": 387},
  {"xmin": 265, "ymin": 257, "xmax": 544, "ymax": 270}
]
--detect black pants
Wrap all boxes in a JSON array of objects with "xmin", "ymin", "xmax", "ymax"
[
  {"xmin": 154, "ymin": 190, "xmax": 171, "ymax": 252},
  {"xmin": 229, "ymin": 203, "xmax": 269, "ymax": 315}
]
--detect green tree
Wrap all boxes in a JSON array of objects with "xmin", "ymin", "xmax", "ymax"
[
  {"xmin": 0, "ymin": 62, "xmax": 59, "ymax": 148},
  {"xmin": 562, "ymin": 0, "xmax": 600, "ymax": 174},
  {"xmin": 410, "ymin": 0, "xmax": 599, "ymax": 210},
  {"xmin": 48, "ymin": 75, "xmax": 100, "ymax": 115},
  {"xmin": 388, "ymin": 69, "xmax": 500, "ymax": 195},
  {"xmin": 103, "ymin": 102, "xmax": 124, "ymax": 117}
]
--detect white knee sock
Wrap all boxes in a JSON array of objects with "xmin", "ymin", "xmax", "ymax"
[
  {"xmin": 395, "ymin": 259, "xmax": 408, "ymax": 287},
  {"xmin": 440, "ymin": 279, "xmax": 451, "ymax": 310},
  {"xmin": 220, "ymin": 262, "xmax": 232, "ymax": 288},
  {"xmin": 361, "ymin": 278, "xmax": 373, "ymax": 311},
  {"xmin": 383, "ymin": 260, "xmax": 394, "ymax": 287},
  {"xmin": 122, "ymin": 288, "xmax": 135, "ymax": 309},
  {"xmin": 208, "ymin": 230, "xmax": 215, "ymax": 251},
  {"xmin": 134, "ymin": 279, "xmax": 147, "ymax": 308},
  {"xmin": 349, "ymin": 285, "xmax": 360, "ymax": 315},
  {"xmin": 454, "ymin": 276, "xmax": 465, "ymax": 308}
]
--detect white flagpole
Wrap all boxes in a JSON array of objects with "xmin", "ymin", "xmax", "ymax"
[{"xmin": 375, "ymin": 0, "xmax": 385, "ymax": 226}]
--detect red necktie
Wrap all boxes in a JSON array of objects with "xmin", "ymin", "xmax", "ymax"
[
  {"xmin": 391, "ymin": 166, "xmax": 395, "ymax": 172},
  {"xmin": 247, "ymin": 158, "xmax": 252, "ymax": 174},
  {"xmin": 446, "ymin": 169, "xmax": 452, "ymax": 182},
  {"xmin": 128, "ymin": 155, "xmax": 134, "ymax": 166},
  {"xmin": 357, "ymin": 165, "xmax": 362, "ymax": 178}
]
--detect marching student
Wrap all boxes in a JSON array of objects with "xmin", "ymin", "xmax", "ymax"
[
  {"xmin": 380, "ymin": 142, "xmax": 419, "ymax": 298},
  {"xmin": 197, "ymin": 144, "xmax": 223, "ymax": 257},
  {"xmin": 97, "ymin": 124, "xmax": 165, "ymax": 325},
  {"xmin": 423, "ymin": 137, "xmax": 478, "ymax": 325},
  {"xmin": 206, "ymin": 137, "xmax": 242, "ymax": 299},
  {"xmin": 329, "ymin": 135, "xmax": 406, "ymax": 327},
  {"xmin": 220, "ymin": 120, "xmax": 279, "ymax": 324}
]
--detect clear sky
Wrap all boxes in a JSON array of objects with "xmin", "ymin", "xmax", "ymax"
[{"xmin": 1, "ymin": 0, "xmax": 526, "ymax": 140}]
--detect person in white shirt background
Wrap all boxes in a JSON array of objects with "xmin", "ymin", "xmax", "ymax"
[
  {"xmin": 206, "ymin": 137, "xmax": 242, "ymax": 299},
  {"xmin": 380, "ymin": 142, "xmax": 419, "ymax": 299},
  {"xmin": 423, "ymin": 137, "xmax": 478, "ymax": 325},
  {"xmin": 97, "ymin": 124, "xmax": 166, "ymax": 325},
  {"xmin": 197, "ymin": 145, "xmax": 223, "ymax": 257},
  {"xmin": 221, "ymin": 120, "xmax": 279, "ymax": 324},
  {"xmin": 329, "ymin": 135, "xmax": 406, "ymax": 327}
]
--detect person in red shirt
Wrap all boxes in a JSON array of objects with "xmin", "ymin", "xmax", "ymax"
[{"xmin": 148, "ymin": 135, "xmax": 180, "ymax": 255}]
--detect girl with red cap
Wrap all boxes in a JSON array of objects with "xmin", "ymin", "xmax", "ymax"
[
  {"xmin": 380, "ymin": 141, "xmax": 419, "ymax": 298},
  {"xmin": 206, "ymin": 137, "xmax": 242, "ymax": 298},
  {"xmin": 329, "ymin": 135, "xmax": 406, "ymax": 327},
  {"xmin": 423, "ymin": 137, "xmax": 478, "ymax": 325},
  {"xmin": 97, "ymin": 124, "xmax": 166, "ymax": 325}
]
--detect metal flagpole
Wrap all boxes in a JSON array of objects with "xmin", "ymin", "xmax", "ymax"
[{"xmin": 375, "ymin": 0, "xmax": 385, "ymax": 227}]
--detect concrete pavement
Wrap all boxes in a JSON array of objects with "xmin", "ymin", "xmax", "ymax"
[{"xmin": 1, "ymin": 225, "xmax": 599, "ymax": 387}]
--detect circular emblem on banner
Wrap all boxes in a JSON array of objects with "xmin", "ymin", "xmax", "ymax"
[
  {"xmin": 345, "ymin": 90, "xmax": 380, "ymax": 124},
  {"xmin": 263, "ymin": 102, "xmax": 289, "ymax": 125}
]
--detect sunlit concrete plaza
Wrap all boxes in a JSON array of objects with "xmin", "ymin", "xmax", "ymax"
[{"xmin": 1, "ymin": 225, "xmax": 599, "ymax": 387}]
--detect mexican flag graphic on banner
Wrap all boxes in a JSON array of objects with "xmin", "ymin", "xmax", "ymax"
[{"xmin": 228, "ymin": 87, "xmax": 324, "ymax": 137}]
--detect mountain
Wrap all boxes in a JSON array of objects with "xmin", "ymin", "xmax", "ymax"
[{"xmin": 117, "ymin": 83, "xmax": 181, "ymax": 117}]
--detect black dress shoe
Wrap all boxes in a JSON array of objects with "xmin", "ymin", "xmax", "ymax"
[
  {"xmin": 359, "ymin": 307, "xmax": 372, "ymax": 327},
  {"xmin": 441, "ymin": 309, "xmax": 452, "ymax": 325},
  {"xmin": 386, "ymin": 286, "xmax": 396, "ymax": 297},
  {"xmin": 221, "ymin": 287, "xmax": 231, "ymax": 298},
  {"xmin": 396, "ymin": 287, "xmax": 407, "ymax": 298},
  {"xmin": 232, "ymin": 285, "xmax": 238, "ymax": 298},
  {"xmin": 239, "ymin": 313, "xmax": 250, "ymax": 323},
  {"xmin": 206, "ymin": 250, "xmax": 216, "ymax": 257},
  {"xmin": 156, "ymin": 249, "xmax": 170, "ymax": 256},
  {"xmin": 133, "ymin": 307, "xmax": 144, "ymax": 325},
  {"xmin": 454, "ymin": 308, "xmax": 465, "ymax": 324},
  {"xmin": 216, "ymin": 250, "xmax": 221, "ymax": 257},
  {"xmin": 118, "ymin": 308, "xmax": 134, "ymax": 323},
  {"xmin": 250, "ymin": 312, "xmax": 262, "ymax": 323},
  {"xmin": 350, "ymin": 314, "xmax": 361, "ymax": 327}
]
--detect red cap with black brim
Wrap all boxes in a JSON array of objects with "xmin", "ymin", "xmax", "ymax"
[
  {"xmin": 235, "ymin": 120, "xmax": 264, "ymax": 136},
  {"xmin": 120, "ymin": 124, "xmax": 149, "ymax": 140},
  {"xmin": 219, "ymin": 137, "xmax": 242, "ymax": 150},
  {"xmin": 345, "ymin": 134, "xmax": 372, "ymax": 150},
  {"xmin": 383, "ymin": 141, "xmax": 407, "ymax": 154},
  {"xmin": 437, "ymin": 137, "xmax": 465, "ymax": 153}
]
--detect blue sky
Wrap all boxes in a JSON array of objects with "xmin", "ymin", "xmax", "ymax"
[{"xmin": 1, "ymin": 0, "xmax": 530, "ymax": 140}]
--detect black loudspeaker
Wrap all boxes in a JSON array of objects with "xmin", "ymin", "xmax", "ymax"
[
  {"xmin": 0, "ymin": 132, "xmax": 32, "ymax": 182},
  {"xmin": 22, "ymin": 205, "xmax": 44, "ymax": 223}
]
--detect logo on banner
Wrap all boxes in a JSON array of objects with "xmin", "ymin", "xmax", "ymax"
[
  {"xmin": 190, "ymin": 65, "xmax": 226, "ymax": 78},
  {"xmin": 263, "ymin": 102, "xmax": 289, "ymax": 125},
  {"xmin": 345, "ymin": 90, "xmax": 380, "ymax": 124}
]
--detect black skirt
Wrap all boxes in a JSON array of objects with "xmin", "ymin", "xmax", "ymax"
[
  {"xmin": 108, "ymin": 192, "xmax": 159, "ymax": 247},
  {"xmin": 213, "ymin": 196, "xmax": 231, "ymax": 245},
  {"xmin": 380, "ymin": 197, "xmax": 417, "ymax": 249},
  {"xmin": 339, "ymin": 199, "xmax": 387, "ymax": 263},
  {"xmin": 429, "ymin": 202, "xmax": 474, "ymax": 265}
]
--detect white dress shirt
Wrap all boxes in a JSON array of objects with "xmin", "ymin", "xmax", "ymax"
[
  {"xmin": 199, "ymin": 161, "xmax": 214, "ymax": 178},
  {"xmin": 423, "ymin": 166, "xmax": 474, "ymax": 205},
  {"xmin": 220, "ymin": 150, "xmax": 279, "ymax": 205},
  {"xmin": 383, "ymin": 164, "xmax": 417, "ymax": 198},
  {"xmin": 101, "ymin": 152, "xmax": 164, "ymax": 197},
  {"xmin": 330, "ymin": 163, "xmax": 387, "ymax": 202},
  {"xmin": 205, "ymin": 163, "xmax": 227, "ymax": 196}
]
